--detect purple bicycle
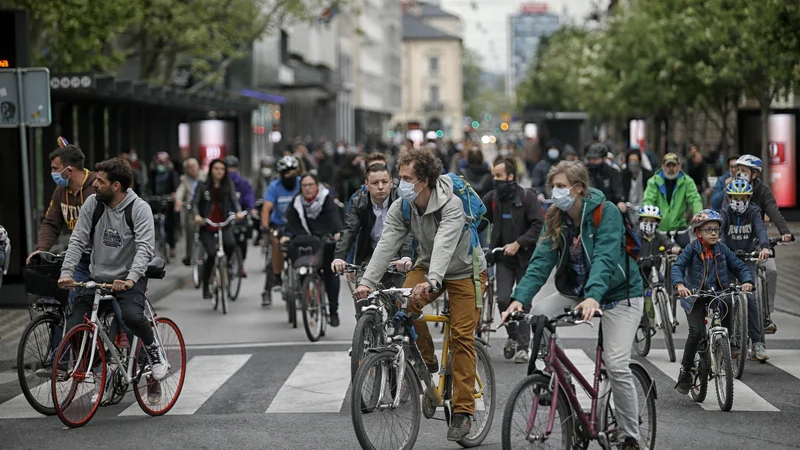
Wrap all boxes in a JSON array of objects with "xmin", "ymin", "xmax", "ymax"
[{"xmin": 501, "ymin": 309, "xmax": 657, "ymax": 450}]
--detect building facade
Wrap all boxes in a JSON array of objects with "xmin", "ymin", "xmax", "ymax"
[{"xmin": 507, "ymin": 3, "xmax": 559, "ymax": 98}]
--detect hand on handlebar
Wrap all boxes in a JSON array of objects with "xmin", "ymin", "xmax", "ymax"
[
  {"xmin": 353, "ymin": 285, "xmax": 371, "ymax": 300},
  {"xmin": 112, "ymin": 279, "xmax": 134, "ymax": 292},
  {"xmin": 741, "ymin": 282, "xmax": 753, "ymax": 293},
  {"xmin": 783, "ymin": 234, "xmax": 794, "ymax": 243},
  {"xmin": 331, "ymin": 259, "xmax": 347, "ymax": 273},
  {"xmin": 235, "ymin": 211, "xmax": 247, "ymax": 220},
  {"xmin": 503, "ymin": 241, "xmax": 520, "ymax": 256},
  {"xmin": 675, "ymin": 283, "xmax": 691, "ymax": 298},
  {"xmin": 411, "ymin": 281, "xmax": 431, "ymax": 304},
  {"xmin": 670, "ymin": 246, "xmax": 682, "ymax": 255},
  {"xmin": 501, "ymin": 300, "xmax": 525, "ymax": 324},
  {"xmin": 279, "ymin": 236, "xmax": 290, "ymax": 244},
  {"xmin": 758, "ymin": 248, "xmax": 771, "ymax": 263},
  {"xmin": 57, "ymin": 276, "xmax": 75, "ymax": 290},
  {"xmin": 393, "ymin": 257, "xmax": 412, "ymax": 272},
  {"xmin": 575, "ymin": 298, "xmax": 602, "ymax": 322},
  {"xmin": 194, "ymin": 215, "xmax": 204, "ymax": 225}
]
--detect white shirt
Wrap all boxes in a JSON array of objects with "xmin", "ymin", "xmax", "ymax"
[{"xmin": 370, "ymin": 197, "xmax": 390, "ymax": 248}]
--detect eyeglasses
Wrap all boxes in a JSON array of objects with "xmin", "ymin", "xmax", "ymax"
[
  {"xmin": 300, "ymin": 183, "xmax": 317, "ymax": 188},
  {"xmin": 700, "ymin": 227, "xmax": 720, "ymax": 234}
]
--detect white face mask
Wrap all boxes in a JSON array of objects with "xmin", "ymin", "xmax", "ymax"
[
  {"xmin": 731, "ymin": 199, "xmax": 749, "ymax": 214},
  {"xmin": 735, "ymin": 171, "xmax": 750, "ymax": 182},
  {"xmin": 639, "ymin": 221, "xmax": 657, "ymax": 236}
]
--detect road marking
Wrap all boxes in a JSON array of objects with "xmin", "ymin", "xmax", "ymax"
[
  {"xmin": 120, "ymin": 354, "xmax": 251, "ymax": 416},
  {"xmin": 185, "ymin": 338, "xmax": 447, "ymax": 351},
  {"xmin": 0, "ymin": 371, "xmax": 17, "ymax": 385},
  {"xmin": 563, "ymin": 349, "xmax": 596, "ymax": 411},
  {"xmin": 647, "ymin": 349, "xmax": 779, "ymax": 412},
  {"xmin": 768, "ymin": 350, "xmax": 800, "ymax": 379},
  {"xmin": 0, "ymin": 389, "xmax": 47, "ymax": 419},
  {"xmin": 267, "ymin": 351, "xmax": 350, "ymax": 413}
]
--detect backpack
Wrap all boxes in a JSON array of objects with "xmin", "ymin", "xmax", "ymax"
[
  {"xmin": 592, "ymin": 201, "xmax": 641, "ymax": 261},
  {"xmin": 400, "ymin": 173, "xmax": 487, "ymax": 307},
  {"xmin": 90, "ymin": 201, "xmax": 135, "ymax": 242}
]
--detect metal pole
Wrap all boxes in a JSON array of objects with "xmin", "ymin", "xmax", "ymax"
[{"xmin": 17, "ymin": 69, "xmax": 35, "ymax": 255}]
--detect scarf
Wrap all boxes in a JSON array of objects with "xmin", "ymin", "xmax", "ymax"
[{"xmin": 293, "ymin": 185, "xmax": 330, "ymax": 234}]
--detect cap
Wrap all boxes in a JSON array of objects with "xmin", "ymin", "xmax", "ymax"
[{"xmin": 663, "ymin": 153, "xmax": 680, "ymax": 166}]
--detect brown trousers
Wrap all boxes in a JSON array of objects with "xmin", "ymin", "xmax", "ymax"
[{"xmin": 405, "ymin": 265, "xmax": 487, "ymax": 415}]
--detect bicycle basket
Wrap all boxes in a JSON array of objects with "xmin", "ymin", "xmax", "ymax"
[
  {"xmin": 288, "ymin": 235, "xmax": 324, "ymax": 269},
  {"xmin": 23, "ymin": 253, "xmax": 68, "ymax": 305}
]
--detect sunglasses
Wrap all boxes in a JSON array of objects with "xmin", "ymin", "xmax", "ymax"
[{"xmin": 699, "ymin": 227, "xmax": 720, "ymax": 234}]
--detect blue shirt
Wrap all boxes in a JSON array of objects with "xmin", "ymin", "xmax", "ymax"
[{"xmin": 264, "ymin": 177, "xmax": 300, "ymax": 225}]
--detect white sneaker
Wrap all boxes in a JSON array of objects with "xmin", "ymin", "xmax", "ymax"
[
  {"xmin": 145, "ymin": 343, "xmax": 168, "ymax": 381},
  {"xmin": 91, "ymin": 365, "xmax": 115, "ymax": 404},
  {"xmin": 514, "ymin": 350, "xmax": 530, "ymax": 364}
]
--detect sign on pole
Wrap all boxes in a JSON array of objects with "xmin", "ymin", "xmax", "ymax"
[{"xmin": 0, "ymin": 67, "xmax": 52, "ymax": 128}]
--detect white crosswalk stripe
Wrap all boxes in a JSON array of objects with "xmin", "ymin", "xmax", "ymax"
[{"xmin": 2, "ymin": 347, "xmax": 800, "ymax": 418}]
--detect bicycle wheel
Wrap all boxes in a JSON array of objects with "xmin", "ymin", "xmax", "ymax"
[
  {"xmin": 192, "ymin": 237, "xmax": 203, "ymax": 289},
  {"xmin": 476, "ymin": 282, "xmax": 494, "ymax": 342},
  {"xmin": 632, "ymin": 311, "xmax": 651, "ymax": 357},
  {"xmin": 159, "ymin": 221, "xmax": 170, "ymax": 265},
  {"xmin": 212, "ymin": 266, "xmax": 221, "ymax": 311},
  {"xmin": 302, "ymin": 276, "xmax": 324, "ymax": 342},
  {"xmin": 17, "ymin": 313, "xmax": 61, "ymax": 415},
  {"xmin": 351, "ymin": 310, "xmax": 384, "ymax": 382},
  {"xmin": 133, "ymin": 317, "xmax": 187, "ymax": 416},
  {"xmin": 52, "ymin": 324, "xmax": 106, "ymax": 428},
  {"xmin": 458, "ymin": 340, "xmax": 496, "ymax": 448},
  {"xmin": 218, "ymin": 260, "xmax": 228, "ymax": 314},
  {"xmin": 598, "ymin": 363, "xmax": 657, "ymax": 450},
  {"xmin": 501, "ymin": 373, "xmax": 573, "ymax": 450},
  {"xmin": 713, "ymin": 337, "xmax": 734, "ymax": 411},
  {"xmin": 656, "ymin": 288, "xmax": 676, "ymax": 363},
  {"xmin": 732, "ymin": 293, "xmax": 748, "ymax": 379},
  {"xmin": 285, "ymin": 273, "xmax": 298, "ymax": 328},
  {"xmin": 689, "ymin": 348, "xmax": 708, "ymax": 403},
  {"xmin": 227, "ymin": 249, "xmax": 243, "ymax": 301},
  {"xmin": 758, "ymin": 273, "xmax": 769, "ymax": 339},
  {"xmin": 351, "ymin": 350, "xmax": 421, "ymax": 450}
]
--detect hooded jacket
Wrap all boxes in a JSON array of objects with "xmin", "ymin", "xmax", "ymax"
[
  {"xmin": 720, "ymin": 203, "xmax": 769, "ymax": 253},
  {"xmin": 588, "ymin": 163, "xmax": 625, "ymax": 205},
  {"xmin": 359, "ymin": 175, "xmax": 487, "ymax": 290},
  {"xmin": 642, "ymin": 170, "xmax": 703, "ymax": 232},
  {"xmin": 60, "ymin": 190, "xmax": 155, "ymax": 283},
  {"xmin": 720, "ymin": 177, "xmax": 790, "ymax": 235},
  {"xmin": 36, "ymin": 170, "xmax": 98, "ymax": 252},
  {"xmin": 511, "ymin": 188, "xmax": 643, "ymax": 306}
]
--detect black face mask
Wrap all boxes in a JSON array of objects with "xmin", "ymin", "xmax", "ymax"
[
  {"xmin": 494, "ymin": 179, "xmax": 516, "ymax": 200},
  {"xmin": 281, "ymin": 176, "xmax": 297, "ymax": 190}
]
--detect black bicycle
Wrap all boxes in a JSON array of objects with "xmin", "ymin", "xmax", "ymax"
[{"xmin": 147, "ymin": 195, "xmax": 174, "ymax": 265}]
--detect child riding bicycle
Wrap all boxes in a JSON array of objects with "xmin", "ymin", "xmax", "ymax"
[{"xmin": 637, "ymin": 205, "xmax": 681, "ymax": 319}]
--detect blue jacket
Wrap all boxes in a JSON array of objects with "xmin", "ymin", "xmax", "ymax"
[
  {"xmin": 720, "ymin": 203, "xmax": 769, "ymax": 253},
  {"xmin": 671, "ymin": 239, "xmax": 753, "ymax": 313},
  {"xmin": 229, "ymin": 171, "xmax": 256, "ymax": 210},
  {"xmin": 710, "ymin": 171, "xmax": 730, "ymax": 211}
]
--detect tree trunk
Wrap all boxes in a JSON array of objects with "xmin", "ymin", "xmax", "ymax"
[{"xmin": 759, "ymin": 93, "xmax": 771, "ymax": 187}]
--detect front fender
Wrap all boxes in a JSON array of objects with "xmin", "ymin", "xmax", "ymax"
[{"xmin": 630, "ymin": 360, "xmax": 657, "ymax": 400}]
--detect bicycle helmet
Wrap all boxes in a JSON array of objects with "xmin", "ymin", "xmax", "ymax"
[
  {"xmin": 638, "ymin": 205, "xmax": 662, "ymax": 220},
  {"xmin": 261, "ymin": 156, "xmax": 275, "ymax": 168},
  {"xmin": 735, "ymin": 155, "xmax": 763, "ymax": 172},
  {"xmin": 224, "ymin": 155, "xmax": 240, "ymax": 168},
  {"xmin": 155, "ymin": 151, "xmax": 170, "ymax": 164},
  {"xmin": 691, "ymin": 209, "xmax": 722, "ymax": 231},
  {"xmin": 586, "ymin": 142, "xmax": 608, "ymax": 160},
  {"xmin": 276, "ymin": 155, "xmax": 299, "ymax": 174},
  {"xmin": 725, "ymin": 179, "xmax": 754, "ymax": 196}
]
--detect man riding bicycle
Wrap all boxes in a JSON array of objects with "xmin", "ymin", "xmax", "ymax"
[
  {"xmin": 57, "ymin": 158, "xmax": 167, "ymax": 382},
  {"xmin": 642, "ymin": 153, "xmax": 704, "ymax": 242},
  {"xmin": 353, "ymin": 147, "xmax": 488, "ymax": 442}
]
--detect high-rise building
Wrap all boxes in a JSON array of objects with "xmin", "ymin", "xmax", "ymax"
[{"xmin": 507, "ymin": 3, "xmax": 560, "ymax": 98}]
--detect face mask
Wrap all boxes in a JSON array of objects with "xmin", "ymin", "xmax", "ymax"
[
  {"xmin": 547, "ymin": 149, "xmax": 560, "ymax": 160},
  {"xmin": 398, "ymin": 180, "xmax": 420, "ymax": 202},
  {"xmin": 736, "ymin": 171, "xmax": 750, "ymax": 182},
  {"xmin": 551, "ymin": 187, "xmax": 575, "ymax": 211},
  {"xmin": 494, "ymin": 180, "xmax": 516, "ymax": 199},
  {"xmin": 639, "ymin": 221, "xmax": 657, "ymax": 236},
  {"xmin": 156, "ymin": 165, "xmax": 167, "ymax": 173},
  {"xmin": 261, "ymin": 168, "xmax": 272, "ymax": 178},
  {"xmin": 663, "ymin": 170, "xmax": 679, "ymax": 180},
  {"xmin": 587, "ymin": 162, "xmax": 604, "ymax": 171},
  {"xmin": 281, "ymin": 176, "xmax": 297, "ymax": 190},
  {"xmin": 628, "ymin": 161, "xmax": 641, "ymax": 173},
  {"xmin": 731, "ymin": 199, "xmax": 749, "ymax": 214},
  {"xmin": 337, "ymin": 146, "xmax": 346, "ymax": 155},
  {"xmin": 129, "ymin": 154, "xmax": 138, "ymax": 162},
  {"xmin": 51, "ymin": 168, "xmax": 70, "ymax": 187}
]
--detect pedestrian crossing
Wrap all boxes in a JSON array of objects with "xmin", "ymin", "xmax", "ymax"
[{"xmin": 1, "ymin": 348, "xmax": 800, "ymax": 419}]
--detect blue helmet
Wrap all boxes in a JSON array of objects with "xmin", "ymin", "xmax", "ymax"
[
  {"xmin": 725, "ymin": 179, "xmax": 753, "ymax": 196},
  {"xmin": 691, "ymin": 209, "xmax": 722, "ymax": 231},
  {"xmin": 638, "ymin": 205, "xmax": 662, "ymax": 220}
]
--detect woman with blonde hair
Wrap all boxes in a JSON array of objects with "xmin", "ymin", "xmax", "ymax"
[{"xmin": 502, "ymin": 160, "xmax": 645, "ymax": 450}]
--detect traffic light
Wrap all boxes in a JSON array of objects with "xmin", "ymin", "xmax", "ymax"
[{"xmin": 500, "ymin": 122, "xmax": 509, "ymax": 131}]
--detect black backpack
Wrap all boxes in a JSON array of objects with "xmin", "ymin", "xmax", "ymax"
[{"xmin": 90, "ymin": 201, "xmax": 135, "ymax": 242}]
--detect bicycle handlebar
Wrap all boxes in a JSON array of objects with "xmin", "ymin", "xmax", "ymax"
[
  {"xmin": 503, "ymin": 307, "xmax": 602, "ymax": 327},
  {"xmin": 65, "ymin": 281, "xmax": 114, "ymax": 290},
  {"xmin": 203, "ymin": 215, "xmax": 238, "ymax": 228}
]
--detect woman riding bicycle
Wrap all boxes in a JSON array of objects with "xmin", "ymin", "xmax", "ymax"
[
  {"xmin": 285, "ymin": 173, "xmax": 344, "ymax": 327},
  {"xmin": 193, "ymin": 159, "xmax": 245, "ymax": 299},
  {"xmin": 502, "ymin": 160, "xmax": 645, "ymax": 450}
]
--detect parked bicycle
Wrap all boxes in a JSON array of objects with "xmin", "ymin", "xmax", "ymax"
[
  {"xmin": 501, "ymin": 309, "xmax": 657, "ymax": 450},
  {"xmin": 51, "ymin": 259, "xmax": 186, "ymax": 428},
  {"xmin": 633, "ymin": 248, "xmax": 678, "ymax": 362},
  {"xmin": 203, "ymin": 215, "xmax": 244, "ymax": 314},
  {"xmin": 350, "ymin": 277, "xmax": 496, "ymax": 449}
]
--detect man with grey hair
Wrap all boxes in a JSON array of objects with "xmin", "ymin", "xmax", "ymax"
[{"xmin": 175, "ymin": 157, "xmax": 204, "ymax": 265}]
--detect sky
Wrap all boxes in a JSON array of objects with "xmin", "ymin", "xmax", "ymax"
[{"xmin": 435, "ymin": 0, "xmax": 596, "ymax": 73}]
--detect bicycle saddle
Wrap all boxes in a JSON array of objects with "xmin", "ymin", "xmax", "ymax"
[{"xmin": 146, "ymin": 257, "xmax": 166, "ymax": 279}]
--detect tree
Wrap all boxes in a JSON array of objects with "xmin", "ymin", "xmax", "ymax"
[{"xmin": 462, "ymin": 47, "xmax": 483, "ymax": 120}]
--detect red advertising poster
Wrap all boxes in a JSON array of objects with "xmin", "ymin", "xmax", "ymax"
[
  {"xmin": 768, "ymin": 115, "xmax": 796, "ymax": 208},
  {"xmin": 200, "ymin": 145, "xmax": 226, "ymax": 172}
]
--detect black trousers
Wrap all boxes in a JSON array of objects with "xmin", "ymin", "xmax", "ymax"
[
  {"xmin": 495, "ymin": 260, "xmax": 530, "ymax": 348},
  {"xmin": 200, "ymin": 228, "xmax": 236, "ymax": 289},
  {"xmin": 67, "ymin": 277, "xmax": 153, "ymax": 346},
  {"xmin": 681, "ymin": 295, "xmax": 732, "ymax": 369}
]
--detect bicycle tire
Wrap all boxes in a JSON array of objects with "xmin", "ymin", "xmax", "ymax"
[
  {"xmin": 302, "ymin": 276, "xmax": 324, "ymax": 342},
  {"xmin": 633, "ymin": 311, "xmax": 651, "ymax": 357},
  {"xmin": 159, "ymin": 221, "xmax": 170, "ymax": 265},
  {"xmin": 501, "ymin": 373, "xmax": 573, "ymax": 450},
  {"xmin": 457, "ymin": 340, "xmax": 496, "ymax": 448},
  {"xmin": 227, "ymin": 249, "xmax": 243, "ymax": 301},
  {"xmin": 690, "ymin": 349, "xmax": 708, "ymax": 403},
  {"xmin": 52, "ymin": 324, "xmax": 106, "ymax": 428},
  {"xmin": 656, "ymin": 288, "xmax": 676, "ymax": 363},
  {"xmin": 733, "ymin": 293, "xmax": 748, "ymax": 379},
  {"xmin": 350, "ymin": 310, "xmax": 383, "ymax": 382},
  {"xmin": 351, "ymin": 350, "xmax": 421, "ymax": 450},
  {"xmin": 133, "ymin": 317, "xmax": 187, "ymax": 416},
  {"xmin": 476, "ymin": 282, "xmax": 494, "ymax": 342},
  {"xmin": 713, "ymin": 337, "xmax": 734, "ymax": 411},
  {"xmin": 17, "ymin": 313, "xmax": 61, "ymax": 415},
  {"xmin": 192, "ymin": 238, "xmax": 203, "ymax": 289},
  {"xmin": 758, "ymin": 272, "xmax": 769, "ymax": 340},
  {"xmin": 286, "ymin": 276, "xmax": 298, "ymax": 328},
  {"xmin": 598, "ymin": 363, "xmax": 657, "ymax": 450},
  {"xmin": 219, "ymin": 260, "xmax": 228, "ymax": 314}
]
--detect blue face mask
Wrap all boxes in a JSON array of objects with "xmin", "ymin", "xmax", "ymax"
[
  {"xmin": 551, "ymin": 187, "xmax": 575, "ymax": 211},
  {"xmin": 51, "ymin": 168, "xmax": 70, "ymax": 187},
  {"xmin": 398, "ymin": 180, "xmax": 420, "ymax": 202}
]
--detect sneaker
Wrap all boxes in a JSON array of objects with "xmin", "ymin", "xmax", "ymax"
[
  {"xmin": 182, "ymin": 257, "xmax": 191, "ymax": 266},
  {"xmin": 202, "ymin": 287, "xmax": 213, "ymax": 299},
  {"xmin": 620, "ymin": 437, "xmax": 641, "ymax": 450},
  {"xmin": 274, "ymin": 274, "xmax": 283, "ymax": 287},
  {"xmin": 503, "ymin": 338, "xmax": 517, "ymax": 360},
  {"xmin": 751, "ymin": 342, "xmax": 770, "ymax": 361},
  {"xmin": 426, "ymin": 355, "xmax": 440, "ymax": 374},
  {"xmin": 447, "ymin": 413, "xmax": 472, "ymax": 441},
  {"xmin": 329, "ymin": 313, "xmax": 340, "ymax": 327},
  {"xmin": 169, "ymin": 248, "xmax": 177, "ymax": 258},
  {"xmin": 765, "ymin": 320, "xmax": 777, "ymax": 334},
  {"xmin": 731, "ymin": 345, "xmax": 741, "ymax": 358},
  {"xmin": 261, "ymin": 290, "xmax": 272, "ymax": 306},
  {"xmin": 675, "ymin": 367, "xmax": 692, "ymax": 395},
  {"xmin": 147, "ymin": 377, "xmax": 162, "ymax": 404},
  {"xmin": 91, "ymin": 364, "xmax": 115, "ymax": 404},
  {"xmin": 514, "ymin": 349, "xmax": 530, "ymax": 364},
  {"xmin": 146, "ymin": 343, "xmax": 168, "ymax": 381},
  {"xmin": 240, "ymin": 268, "xmax": 247, "ymax": 278}
]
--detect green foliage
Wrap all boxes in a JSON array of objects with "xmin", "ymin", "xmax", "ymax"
[{"xmin": 462, "ymin": 47, "xmax": 483, "ymax": 119}]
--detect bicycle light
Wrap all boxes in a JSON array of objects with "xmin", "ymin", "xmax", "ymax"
[{"xmin": 298, "ymin": 267, "xmax": 309, "ymax": 276}]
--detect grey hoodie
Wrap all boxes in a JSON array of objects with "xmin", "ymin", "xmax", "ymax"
[
  {"xmin": 360, "ymin": 175, "xmax": 487, "ymax": 290},
  {"xmin": 61, "ymin": 189, "xmax": 155, "ymax": 283}
]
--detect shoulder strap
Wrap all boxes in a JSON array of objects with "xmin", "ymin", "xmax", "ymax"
[
  {"xmin": 401, "ymin": 199, "xmax": 411, "ymax": 226},
  {"xmin": 124, "ymin": 202, "xmax": 135, "ymax": 237},
  {"xmin": 592, "ymin": 202, "xmax": 605, "ymax": 228},
  {"xmin": 90, "ymin": 201, "xmax": 105, "ymax": 241}
]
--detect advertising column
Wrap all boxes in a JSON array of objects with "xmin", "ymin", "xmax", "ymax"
[{"xmin": 768, "ymin": 114, "xmax": 797, "ymax": 208}]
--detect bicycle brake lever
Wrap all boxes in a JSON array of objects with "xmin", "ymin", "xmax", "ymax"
[{"xmin": 571, "ymin": 319, "xmax": 594, "ymax": 327}]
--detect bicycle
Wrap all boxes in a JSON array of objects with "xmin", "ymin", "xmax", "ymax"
[
  {"xmin": 147, "ymin": 195, "xmax": 174, "ymax": 265},
  {"xmin": 202, "ymin": 215, "xmax": 242, "ymax": 314},
  {"xmin": 683, "ymin": 287, "xmax": 741, "ymax": 411},
  {"xmin": 290, "ymin": 234, "xmax": 338, "ymax": 342},
  {"xmin": 501, "ymin": 309, "xmax": 657, "ymax": 450},
  {"xmin": 664, "ymin": 227, "xmax": 692, "ymax": 319},
  {"xmin": 632, "ymin": 249, "xmax": 678, "ymax": 362},
  {"xmin": 186, "ymin": 204, "xmax": 204, "ymax": 290},
  {"xmin": 476, "ymin": 247, "xmax": 503, "ymax": 347},
  {"xmin": 350, "ymin": 277, "xmax": 496, "ymax": 449},
  {"xmin": 51, "ymin": 261, "xmax": 187, "ymax": 428}
]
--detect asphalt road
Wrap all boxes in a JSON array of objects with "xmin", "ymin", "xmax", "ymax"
[{"xmin": 2, "ymin": 239, "xmax": 800, "ymax": 449}]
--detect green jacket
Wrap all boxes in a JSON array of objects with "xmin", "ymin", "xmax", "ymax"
[
  {"xmin": 511, "ymin": 188, "xmax": 643, "ymax": 307},
  {"xmin": 642, "ymin": 171, "xmax": 703, "ymax": 232}
]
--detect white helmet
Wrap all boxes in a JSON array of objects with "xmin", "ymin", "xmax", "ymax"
[
  {"xmin": 276, "ymin": 156, "xmax": 299, "ymax": 174},
  {"xmin": 735, "ymin": 155, "xmax": 763, "ymax": 172},
  {"xmin": 638, "ymin": 205, "xmax": 662, "ymax": 220}
]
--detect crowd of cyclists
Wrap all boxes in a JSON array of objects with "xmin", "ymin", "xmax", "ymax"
[{"xmin": 18, "ymin": 133, "xmax": 795, "ymax": 449}]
